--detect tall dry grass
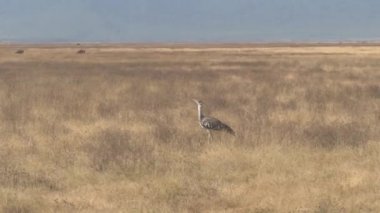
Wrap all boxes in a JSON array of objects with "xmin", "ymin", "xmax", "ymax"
[{"xmin": 0, "ymin": 44, "xmax": 379, "ymax": 212}]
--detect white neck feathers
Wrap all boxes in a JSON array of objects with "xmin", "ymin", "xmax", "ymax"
[{"xmin": 197, "ymin": 104, "xmax": 203, "ymax": 121}]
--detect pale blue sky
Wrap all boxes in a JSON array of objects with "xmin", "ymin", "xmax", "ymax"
[{"xmin": 1, "ymin": 0, "xmax": 380, "ymax": 42}]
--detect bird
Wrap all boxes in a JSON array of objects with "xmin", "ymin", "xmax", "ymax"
[{"xmin": 192, "ymin": 99, "xmax": 235, "ymax": 140}]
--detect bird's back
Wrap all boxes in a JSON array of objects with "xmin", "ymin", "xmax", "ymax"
[{"xmin": 201, "ymin": 116, "xmax": 235, "ymax": 135}]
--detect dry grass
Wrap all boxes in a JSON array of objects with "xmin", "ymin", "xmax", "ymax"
[{"xmin": 0, "ymin": 44, "xmax": 380, "ymax": 212}]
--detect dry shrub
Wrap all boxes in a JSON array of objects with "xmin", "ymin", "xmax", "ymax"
[
  {"xmin": 315, "ymin": 198, "xmax": 343, "ymax": 213},
  {"xmin": 304, "ymin": 87, "xmax": 329, "ymax": 112},
  {"xmin": 254, "ymin": 85, "xmax": 279, "ymax": 120},
  {"xmin": 153, "ymin": 124, "xmax": 177, "ymax": 144},
  {"xmin": 153, "ymin": 124, "xmax": 206, "ymax": 152},
  {"xmin": 3, "ymin": 199, "xmax": 37, "ymax": 213},
  {"xmin": 15, "ymin": 49, "xmax": 24, "ymax": 54},
  {"xmin": 0, "ymin": 167, "xmax": 59, "ymax": 190},
  {"xmin": 273, "ymin": 121, "xmax": 299, "ymax": 144},
  {"xmin": 0, "ymin": 148, "xmax": 60, "ymax": 190},
  {"xmin": 151, "ymin": 160, "xmax": 237, "ymax": 212},
  {"xmin": 279, "ymin": 99, "xmax": 297, "ymax": 110},
  {"xmin": 96, "ymin": 101, "xmax": 121, "ymax": 118},
  {"xmin": 157, "ymin": 179, "xmax": 221, "ymax": 212},
  {"xmin": 253, "ymin": 208, "xmax": 276, "ymax": 213},
  {"xmin": 241, "ymin": 87, "xmax": 279, "ymax": 144},
  {"xmin": 366, "ymin": 84, "xmax": 380, "ymax": 99},
  {"xmin": 303, "ymin": 122, "xmax": 369, "ymax": 148},
  {"xmin": 125, "ymin": 79, "xmax": 178, "ymax": 111},
  {"xmin": 1, "ymin": 192, "xmax": 48, "ymax": 213},
  {"xmin": 86, "ymin": 129, "xmax": 156, "ymax": 174},
  {"xmin": 308, "ymin": 63, "xmax": 326, "ymax": 74},
  {"xmin": 1, "ymin": 90, "xmax": 34, "ymax": 135}
]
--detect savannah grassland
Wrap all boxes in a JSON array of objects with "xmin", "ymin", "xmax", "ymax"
[{"xmin": 0, "ymin": 43, "xmax": 380, "ymax": 212}]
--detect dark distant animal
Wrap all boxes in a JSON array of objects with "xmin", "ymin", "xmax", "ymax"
[
  {"xmin": 15, "ymin": 49, "xmax": 24, "ymax": 54},
  {"xmin": 193, "ymin": 99, "xmax": 235, "ymax": 140},
  {"xmin": 77, "ymin": 49, "xmax": 86, "ymax": 54}
]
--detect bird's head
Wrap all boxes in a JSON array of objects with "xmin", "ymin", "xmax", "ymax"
[{"xmin": 192, "ymin": 99, "xmax": 204, "ymax": 106}]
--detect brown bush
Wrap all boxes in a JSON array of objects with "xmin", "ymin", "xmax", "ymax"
[
  {"xmin": 303, "ymin": 122, "xmax": 369, "ymax": 148},
  {"xmin": 86, "ymin": 129, "xmax": 156, "ymax": 174}
]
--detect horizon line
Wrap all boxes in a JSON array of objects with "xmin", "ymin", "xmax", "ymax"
[{"xmin": 2, "ymin": 40, "xmax": 380, "ymax": 47}]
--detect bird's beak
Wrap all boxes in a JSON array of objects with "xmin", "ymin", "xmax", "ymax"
[{"xmin": 192, "ymin": 99, "xmax": 198, "ymax": 104}]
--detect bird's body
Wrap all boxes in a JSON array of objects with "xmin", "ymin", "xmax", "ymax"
[
  {"xmin": 193, "ymin": 99, "xmax": 235, "ymax": 139},
  {"xmin": 200, "ymin": 116, "xmax": 235, "ymax": 135}
]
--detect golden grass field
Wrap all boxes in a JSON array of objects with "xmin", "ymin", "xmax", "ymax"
[{"xmin": 0, "ymin": 43, "xmax": 380, "ymax": 212}]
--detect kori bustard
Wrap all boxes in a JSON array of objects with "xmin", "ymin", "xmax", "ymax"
[{"xmin": 193, "ymin": 99, "xmax": 235, "ymax": 140}]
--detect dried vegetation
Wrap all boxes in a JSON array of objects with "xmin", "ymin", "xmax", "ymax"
[{"xmin": 0, "ymin": 44, "xmax": 379, "ymax": 212}]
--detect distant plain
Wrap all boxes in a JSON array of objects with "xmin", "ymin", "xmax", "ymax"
[{"xmin": 0, "ymin": 43, "xmax": 380, "ymax": 212}]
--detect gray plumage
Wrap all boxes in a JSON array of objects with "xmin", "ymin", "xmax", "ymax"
[{"xmin": 193, "ymin": 99, "xmax": 235, "ymax": 137}]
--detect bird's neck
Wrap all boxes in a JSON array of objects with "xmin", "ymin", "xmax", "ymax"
[{"xmin": 197, "ymin": 105, "xmax": 204, "ymax": 121}]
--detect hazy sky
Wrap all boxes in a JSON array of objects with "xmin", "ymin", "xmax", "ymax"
[{"xmin": 1, "ymin": 0, "xmax": 380, "ymax": 42}]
